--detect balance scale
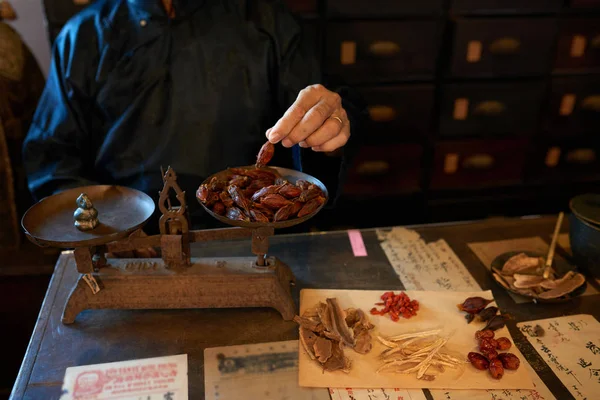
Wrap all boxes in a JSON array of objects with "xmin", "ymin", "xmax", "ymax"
[{"xmin": 21, "ymin": 166, "xmax": 328, "ymax": 324}]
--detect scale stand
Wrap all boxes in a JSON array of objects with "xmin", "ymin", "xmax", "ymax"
[{"xmin": 21, "ymin": 166, "xmax": 332, "ymax": 324}]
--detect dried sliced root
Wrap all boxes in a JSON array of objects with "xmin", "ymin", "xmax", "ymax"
[{"xmin": 387, "ymin": 329, "xmax": 441, "ymax": 342}]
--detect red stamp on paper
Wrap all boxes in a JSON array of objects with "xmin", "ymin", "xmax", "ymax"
[{"xmin": 73, "ymin": 370, "xmax": 104, "ymax": 397}]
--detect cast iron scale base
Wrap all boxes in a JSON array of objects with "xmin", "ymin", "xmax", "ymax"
[{"xmin": 22, "ymin": 167, "xmax": 328, "ymax": 324}]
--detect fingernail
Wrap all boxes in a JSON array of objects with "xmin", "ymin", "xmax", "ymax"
[
  {"xmin": 282, "ymin": 138, "xmax": 293, "ymax": 148},
  {"xmin": 268, "ymin": 131, "xmax": 282, "ymax": 143},
  {"xmin": 312, "ymin": 146, "xmax": 322, "ymax": 152},
  {"xmin": 265, "ymin": 128, "xmax": 272, "ymax": 137},
  {"xmin": 299, "ymin": 141, "xmax": 308, "ymax": 148}
]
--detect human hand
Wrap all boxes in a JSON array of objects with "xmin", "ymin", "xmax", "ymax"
[
  {"xmin": 266, "ymin": 84, "xmax": 350, "ymax": 153},
  {"xmin": 106, "ymin": 230, "xmax": 158, "ymax": 259}
]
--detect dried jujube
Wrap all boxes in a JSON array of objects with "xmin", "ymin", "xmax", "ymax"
[
  {"xmin": 497, "ymin": 353, "xmax": 520, "ymax": 370},
  {"xmin": 496, "ymin": 337, "xmax": 512, "ymax": 351},
  {"xmin": 489, "ymin": 359, "xmax": 504, "ymax": 379},
  {"xmin": 468, "ymin": 352, "xmax": 489, "ymax": 370},
  {"xmin": 475, "ymin": 329, "xmax": 495, "ymax": 340}
]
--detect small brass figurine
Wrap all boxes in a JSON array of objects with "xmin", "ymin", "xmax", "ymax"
[{"xmin": 74, "ymin": 193, "xmax": 99, "ymax": 231}]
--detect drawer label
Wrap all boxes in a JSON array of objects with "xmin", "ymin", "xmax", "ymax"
[
  {"xmin": 348, "ymin": 230, "xmax": 368, "ymax": 257},
  {"xmin": 453, "ymin": 98, "xmax": 469, "ymax": 120},
  {"xmin": 570, "ymin": 35, "xmax": 587, "ymax": 58},
  {"xmin": 341, "ymin": 41, "xmax": 356, "ymax": 65},
  {"xmin": 559, "ymin": 94, "xmax": 577, "ymax": 116},
  {"xmin": 444, "ymin": 153, "xmax": 460, "ymax": 174},
  {"xmin": 466, "ymin": 40, "xmax": 482, "ymax": 63}
]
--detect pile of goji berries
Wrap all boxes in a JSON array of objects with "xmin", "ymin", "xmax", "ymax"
[{"xmin": 370, "ymin": 291, "xmax": 419, "ymax": 321}]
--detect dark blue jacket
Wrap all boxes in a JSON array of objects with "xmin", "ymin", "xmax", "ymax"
[{"xmin": 23, "ymin": 0, "xmax": 366, "ymax": 228}]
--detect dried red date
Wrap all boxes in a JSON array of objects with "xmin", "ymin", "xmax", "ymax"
[
  {"xmin": 482, "ymin": 348, "xmax": 498, "ymax": 360},
  {"xmin": 297, "ymin": 196, "xmax": 325, "ymax": 218},
  {"xmin": 229, "ymin": 175, "xmax": 250, "ymax": 188},
  {"xmin": 468, "ymin": 352, "xmax": 489, "ymax": 370},
  {"xmin": 274, "ymin": 204, "xmax": 294, "ymax": 222},
  {"xmin": 496, "ymin": 337, "xmax": 512, "ymax": 351},
  {"xmin": 489, "ymin": 359, "xmax": 504, "ymax": 379},
  {"xmin": 497, "ymin": 353, "xmax": 520, "ymax": 370},
  {"xmin": 278, "ymin": 184, "xmax": 302, "ymax": 199},
  {"xmin": 261, "ymin": 194, "xmax": 291, "ymax": 210},
  {"xmin": 226, "ymin": 207, "xmax": 249, "ymax": 222},
  {"xmin": 197, "ymin": 184, "xmax": 210, "ymax": 203},
  {"xmin": 250, "ymin": 209, "xmax": 269, "ymax": 223},
  {"xmin": 219, "ymin": 192, "xmax": 234, "ymax": 208},
  {"xmin": 299, "ymin": 187, "xmax": 322, "ymax": 202},
  {"xmin": 296, "ymin": 179, "xmax": 310, "ymax": 190},
  {"xmin": 290, "ymin": 201, "xmax": 303, "ymax": 216},
  {"xmin": 228, "ymin": 185, "xmax": 251, "ymax": 212},
  {"xmin": 479, "ymin": 338, "xmax": 497, "ymax": 354},
  {"xmin": 475, "ymin": 329, "xmax": 495, "ymax": 340},
  {"xmin": 213, "ymin": 202, "xmax": 225, "ymax": 216},
  {"xmin": 252, "ymin": 202, "xmax": 274, "ymax": 218},
  {"xmin": 251, "ymin": 184, "xmax": 283, "ymax": 202},
  {"xmin": 208, "ymin": 177, "xmax": 226, "ymax": 191},
  {"xmin": 256, "ymin": 141, "xmax": 275, "ymax": 167}
]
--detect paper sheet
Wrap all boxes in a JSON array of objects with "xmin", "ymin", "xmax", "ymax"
[
  {"xmin": 204, "ymin": 340, "xmax": 329, "ymax": 400},
  {"xmin": 468, "ymin": 237, "xmax": 598, "ymax": 303},
  {"xmin": 518, "ymin": 314, "xmax": 600, "ymax": 400},
  {"xmin": 377, "ymin": 227, "xmax": 481, "ymax": 291},
  {"xmin": 329, "ymin": 388, "xmax": 427, "ymax": 400},
  {"xmin": 59, "ymin": 354, "xmax": 188, "ymax": 400}
]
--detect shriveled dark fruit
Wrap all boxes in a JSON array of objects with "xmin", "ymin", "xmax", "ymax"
[
  {"xmin": 249, "ymin": 209, "xmax": 269, "ymax": 223},
  {"xmin": 242, "ymin": 169, "xmax": 277, "ymax": 181},
  {"xmin": 228, "ymin": 185, "xmax": 251, "ymax": 212},
  {"xmin": 468, "ymin": 352, "xmax": 489, "ymax": 370},
  {"xmin": 497, "ymin": 353, "xmax": 520, "ymax": 370},
  {"xmin": 256, "ymin": 141, "xmax": 275, "ymax": 167},
  {"xmin": 465, "ymin": 313, "xmax": 475, "ymax": 324},
  {"xmin": 297, "ymin": 196, "xmax": 325, "ymax": 218},
  {"xmin": 489, "ymin": 359, "xmax": 504, "ymax": 379},
  {"xmin": 299, "ymin": 187, "xmax": 322, "ymax": 202},
  {"xmin": 252, "ymin": 202, "xmax": 274, "ymax": 218},
  {"xmin": 496, "ymin": 337, "xmax": 512, "ymax": 351},
  {"xmin": 290, "ymin": 201, "xmax": 303, "ymax": 217},
  {"xmin": 296, "ymin": 179, "xmax": 310, "ymax": 191},
  {"xmin": 475, "ymin": 329, "xmax": 495, "ymax": 340},
  {"xmin": 483, "ymin": 315, "xmax": 507, "ymax": 331},
  {"xmin": 274, "ymin": 204, "xmax": 294, "ymax": 222},
  {"xmin": 261, "ymin": 194, "xmax": 292, "ymax": 210},
  {"xmin": 205, "ymin": 192, "xmax": 219, "ymax": 207},
  {"xmin": 208, "ymin": 177, "xmax": 226, "ymax": 191},
  {"xmin": 226, "ymin": 207, "xmax": 249, "ymax": 222},
  {"xmin": 278, "ymin": 184, "xmax": 302, "ymax": 199},
  {"xmin": 219, "ymin": 191, "xmax": 234, "ymax": 208},
  {"xmin": 482, "ymin": 348, "xmax": 498, "ymax": 360},
  {"xmin": 251, "ymin": 184, "xmax": 283, "ymax": 202},
  {"xmin": 229, "ymin": 175, "xmax": 250, "ymax": 188},
  {"xmin": 197, "ymin": 184, "xmax": 210, "ymax": 203},
  {"xmin": 457, "ymin": 297, "xmax": 494, "ymax": 314},
  {"xmin": 213, "ymin": 202, "xmax": 225, "ymax": 215},
  {"xmin": 275, "ymin": 177, "xmax": 288, "ymax": 185},
  {"xmin": 246, "ymin": 179, "xmax": 273, "ymax": 195},
  {"xmin": 479, "ymin": 338, "xmax": 497, "ymax": 354},
  {"xmin": 474, "ymin": 306, "xmax": 499, "ymax": 323}
]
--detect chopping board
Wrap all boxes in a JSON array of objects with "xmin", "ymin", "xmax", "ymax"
[{"xmin": 298, "ymin": 289, "xmax": 535, "ymax": 390}]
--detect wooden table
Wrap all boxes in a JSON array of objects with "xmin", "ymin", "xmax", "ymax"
[{"xmin": 10, "ymin": 216, "xmax": 600, "ymax": 399}]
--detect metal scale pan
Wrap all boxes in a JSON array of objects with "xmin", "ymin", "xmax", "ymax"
[
  {"xmin": 198, "ymin": 166, "xmax": 329, "ymax": 229},
  {"xmin": 21, "ymin": 185, "xmax": 155, "ymax": 248}
]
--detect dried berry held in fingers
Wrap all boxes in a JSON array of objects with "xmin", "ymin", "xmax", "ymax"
[
  {"xmin": 256, "ymin": 141, "xmax": 275, "ymax": 167},
  {"xmin": 457, "ymin": 297, "xmax": 494, "ymax": 314},
  {"xmin": 497, "ymin": 353, "xmax": 520, "ymax": 370},
  {"xmin": 468, "ymin": 352, "xmax": 490, "ymax": 370},
  {"xmin": 489, "ymin": 358, "xmax": 504, "ymax": 379},
  {"xmin": 475, "ymin": 329, "xmax": 495, "ymax": 340},
  {"xmin": 496, "ymin": 337, "xmax": 512, "ymax": 351}
]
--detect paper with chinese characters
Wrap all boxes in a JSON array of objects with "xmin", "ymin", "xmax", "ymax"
[
  {"xmin": 204, "ymin": 340, "xmax": 329, "ymax": 400},
  {"xmin": 377, "ymin": 227, "xmax": 481, "ymax": 291},
  {"xmin": 329, "ymin": 388, "xmax": 427, "ymax": 400},
  {"xmin": 518, "ymin": 314, "xmax": 600, "ymax": 400},
  {"xmin": 59, "ymin": 354, "xmax": 188, "ymax": 400},
  {"xmin": 299, "ymin": 289, "xmax": 535, "ymax": 390}
]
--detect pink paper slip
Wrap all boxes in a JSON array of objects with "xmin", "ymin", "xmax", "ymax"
[{"xmin": 348, "ymin": 229, "xmax": 368, "ymax": 257}]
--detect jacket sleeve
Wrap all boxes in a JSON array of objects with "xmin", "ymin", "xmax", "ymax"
[
  {"xmin": 265, "ymin": 1, "xmax": 368, "ymax": 206},
  {"xmin": 22, "ymin": 23, "xmax": 100, "ymax": 201}
]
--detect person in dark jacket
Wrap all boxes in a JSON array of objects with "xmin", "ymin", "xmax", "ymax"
[{"xmin": 23, "ymin": 0, "xmax": 366, "ymax": 230}]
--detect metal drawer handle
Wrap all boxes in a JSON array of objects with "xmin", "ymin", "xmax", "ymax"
[
  {"xmin": 462, "ymin": 154, "xmax": 495, "ymax": 170},
  {"xmin": 368, "ymin": 105, "xmax": 398, "ymax": 122},
  {"xmin": 368, "ymin": 41, "xmax": 401, "ymax": 57},
  {"xmin": 473, "ymin": 101, "xmax": 506, "ymax": 116},
  {"xmin": 489, "ymin": 37, "xmax": 521, "ymax": 55},
  {"xmin": 356, "ymin": 160, "xmax": 391, "ymax": 177},
  {"xmin": 566, "ymin": 149, "xmax": 596, "ymax": 164},
  {"xmin": 582, "ymin": 95, "xmax": 600, "ymax": 112}
]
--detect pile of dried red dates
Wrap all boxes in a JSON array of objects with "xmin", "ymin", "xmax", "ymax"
[
  {"xmin": 468, "ymin": 329, "xmax": 520, "ymax": 380},
  {"xmin": 197, "ymin": 141, "xmax": 326, "ymax": 223},
  {"xmin": 370, "ymin": 291, "xmax": 419, "ymax": 321}
]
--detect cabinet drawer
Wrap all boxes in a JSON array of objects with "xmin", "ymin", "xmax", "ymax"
[
  {"xmin": 358, "ymin": 85, "xmax": 435, "ymax": 142},
  {"xmin": 451, "ymin": 0, "xmax": 562, "ymax": 14},
  {"xmin": 450, "ymin": 18, "xmax": 556, "ymax": 77},
  {"xmin": 43, "ymin": 0, "xmax": 94, "ymax": 24},
  {"xmin": 430, "ymin": 139, "xmax": 527, "ymax": 189},
  {"xmin": 546, "ymin": 76, "xmax": 600, "ymax": 136},
  {"xmin": 554, "ymin": 18, "xmax": 600, "ymax": 72},
  {"xmin": 439, "ymin": 82, "xmax": 544, "ymax": 137},
  {"xmin": 344, "ymin": 145, "xmax": 423, "ymax": 195},
  {"xmin": 528, "ymin": 139, "xmax": 600, "ymax": 182},
  {"xmin": 325, "ymin": 21, "xmax": 441, "ymax": 83},
  {"xmin": 284, "ymin": 0, "xmax": 318, "ymax": 14},
  {"xmin": 327, "ymin": 0, "xmax": 444, "ymax": 17}
]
